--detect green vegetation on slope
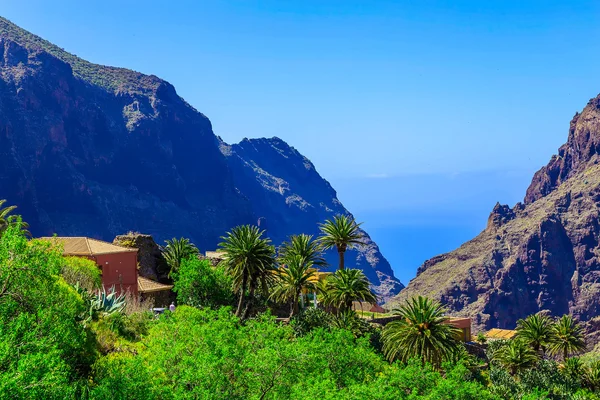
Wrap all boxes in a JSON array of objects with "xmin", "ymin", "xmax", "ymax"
[
  {"xmin": 0, "ymin": 16, "xmax": 163, "ymax": 94},
  {"xmin": 2, "ymin": 208, "xmax": 600, "ymax": 398}
]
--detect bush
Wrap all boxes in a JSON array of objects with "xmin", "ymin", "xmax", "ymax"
[
  {"xmin": 0, "ymin": 226, "xmax": 96, "ymax": 398},
  {"xmin": 61, "ymin": 256, "xmax": 102, "ymax": 292},
  {"xmin": 172, "ymin": 257, "xmax": 234, "ymax": 309},
  {"xmin": 290, "ymin": 307, "xmax": 333, "ymax": 336}
]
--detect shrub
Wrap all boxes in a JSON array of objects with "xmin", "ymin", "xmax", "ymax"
[
  {"xmin": 61, "ymin": 256, "xmax": 102, "ymax": 292},
  {"xmin": 172, "ymin": 257, "xmax": 234, "ymax": 309}
]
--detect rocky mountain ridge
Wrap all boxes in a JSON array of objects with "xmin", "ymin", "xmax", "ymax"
[
  {"xmin": 392, "ymin": 94, "xmax": 600, "ymax": 330},
  {"xmin": 0, "ymin": 17, "xmax": 402, "ymax": 299}
]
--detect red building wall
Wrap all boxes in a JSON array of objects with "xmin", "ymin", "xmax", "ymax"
[{"xmin": 92, "ymin": 252, "xmax": 138, "ymax": 296}]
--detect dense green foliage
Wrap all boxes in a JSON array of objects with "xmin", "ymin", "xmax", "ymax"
[
  {"xmin": 218, "ymin": 225, "xmax": 276, "ymax": 318},
  {"xmin": 90, "ymin": 306, "xmax": 499, "ymax": 400},
  {"xmin": 2, "ymin": 215, "xmax": 600, "ymax": 399},
  {"xmin": 321, "ymin": 268, "xmax": 377, "ymax": 312},
  {"xmin": 61, "ymin": 256, "xmax": 102, "ymax": 292},
  {"xmin": 172, "ymin": 257, "xmax": 234, "ymax": 309},
  {"xmin": 382, "ymin": 296, "xmax": 461, "ymax": 366},
  {"xmin": 161, "ymin": 237, "xmax": 199, "ymax": 278},
  {"xmin": 0, "ymin": 225, "xmax": 95, "ymax": 399},
  {"xmin": 270, "ymin": 255, "xmax": 317, "ymax": 317}
]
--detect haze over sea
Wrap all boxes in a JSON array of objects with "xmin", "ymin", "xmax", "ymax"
[{"xmin": 3, "ymin": 1, "xmax": 600, "ymax": 284}]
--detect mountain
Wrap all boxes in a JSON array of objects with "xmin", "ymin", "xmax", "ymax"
[
  {"xmin": 0, "ymin": 17, "xmax": 402, "ymax": 299},
  {"xmin": 391, "ymin": 94, "xmax": 600, "ymax": 330}
]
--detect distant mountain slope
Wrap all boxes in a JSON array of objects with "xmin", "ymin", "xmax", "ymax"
[
  {"xmin": 0, "ymin": 17, "xmax": 402, "ymax": 299},
  {"xmin": 222, "ymin": 138, "xmax": 403, "ymax": 298},
  {"xmin": 390, "ymin": 94, "xmax": 600, "ymax": 330}
]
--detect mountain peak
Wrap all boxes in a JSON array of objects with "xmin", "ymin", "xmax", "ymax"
[
  {"xmin": 391, "ymin": 92, "xmax": 600, "ymax": 331},
  {"xmin": 0, "ymin": 16, "xmax": 403, "ymax": 301},
  {"xmin": 525, "ymin": 93, "xmax": 600, "ymax": 204}
]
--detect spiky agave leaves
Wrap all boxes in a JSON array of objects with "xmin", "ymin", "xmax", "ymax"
[{"xmin": 382, "ymin": 296, "xmax": 461, "ymax": 367}]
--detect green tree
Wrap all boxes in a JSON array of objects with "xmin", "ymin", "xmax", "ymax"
[
  {"xmin": 0, "ymin": 224, "xmax": 96, "ymax": 398},
  {"xmin": 318, "ymin": 215, "xmax": 363, "ymax": 270},
  {"xmin": 278, "ymin": 233, "xmax": 327, "ymax": 268},
  {"xmin": 493, "ymin": 339, "xmax": 539, "ymax": 375},
  {"xmin": 61, "ymin": 256, "xmax": 102, "ymax": 292},
  {"xmin": 323, "ymin": 268, "xmax": 377, "ymax": 313},
  {"xmin": 271, "ymin": 255, "xmax": 317, "ymax": 318},
  {"xmin": 382, "ymin": 296, "xmax": 461, "ymax": 366},
  {"xmin": 548, "ymin": 315, "xmax": 586, "ymax": 361},
  {"xmin": 516, "ymin": 312, "xmax": 554, "ymax": 354},
  {"xmin": 219, "ymin": 225, "xmax": 276, "ymax": 319},
  {"xmin": 0, "ymin": 200, "xmax": 29, "ymax": 236},
  {"xmin": 172, "ymin": 257, "xmax": 234, "ymax": 309},
  {"xmin": 162, "ymin": 237, "xmax": 199, "ymax": 278}
]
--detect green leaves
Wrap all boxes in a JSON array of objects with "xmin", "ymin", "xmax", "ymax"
[
  {"xmin": 549, "ymin": 315, "xmax": 586, "ymax": 360},
  {"xmin": 218, "ymin": 225, "xmax": 276, "ymax": 318},
  {"xmin": 162, "ymin": 237, "xmax": 199, "ymax": 278},
  {"xmin": 321, "ymin": 268, "xmax": 377, "ymax": 313},
  {"xmin": 492, "ymin": 339, "xmax": 539, "ymax": 375},
  {"xmin": 318, "ymin": 215, "xmax": 363, "ymax": 270},
  {"xmin": 172, "ymin": 257, "xmax": 234, "ymax": 309},
  {"xmin": 382, "ymin": 296, "xmax": 461, "ymax": 366},
  {"xmin": 278, "ymin": 234, "xmax": 327, "ymax": 268},
  {"xmin": 270, "ymin": 254, "xmax": 318, "ymax": 317}
]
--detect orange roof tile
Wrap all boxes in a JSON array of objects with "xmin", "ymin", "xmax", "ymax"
[
  {"xmin": 486, "ymin": 328, "xmax": 517, "ymax": 340},
  {"xmin": 41, "ymin": 237, "xmax": 137, "ymax": 256},
  {"xmin": 137, "ymin": 276, "xmax": 173, "ymax": 293}
]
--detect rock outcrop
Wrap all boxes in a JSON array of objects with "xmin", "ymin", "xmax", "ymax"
[
  {"xmin": 0, "ymin": 17, "xmax": 403, "ymax": 300},
  {"xmin": 390, "ymin": 94, "xmax": 600, "ymax": 330},
  {"xmin": 113, "ymin": 233, "xmax": 169, "ymax": 281}
]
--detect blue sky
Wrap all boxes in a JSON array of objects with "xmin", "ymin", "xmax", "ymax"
[{"xmin": 3, "ymin": 1, "xmax": 600, "ymax": 283}]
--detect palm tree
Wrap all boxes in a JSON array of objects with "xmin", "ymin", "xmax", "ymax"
[
  {"xmin": 584, "ymin": 360, "xmax": 600, "ymax": 391},
  {"xmin": 0, "ymin": 200, "xmax": 28, "ymax": 236},
  {"xmin": 318, "ymin": 215, "xmax": 363, "ymax": 270},
  {"xmin": 270, "ymin": 255, "xmax": 317, "ymax": 317},
  {"xmin": 219, "ymin": 225, "xmax": 276, "ymax": 319},
  {"xmin": 323, "ymin": 268, "xmax": 376, "ymax": 313},
  {"xmin": 381, "ymin": 296, "xmax": 461, "ymax": 366},
  {"xmin": 162, "ymin": 237, "xmax": 199, "ymax": 278},
  {"xmin": 516, "ymin": 312, "xmax": 554, "ymax": 354},
  {"xmin": 278, "ymin": 234, "xmax": 327, "ymax": 268},
  {"xmin": 548, "ymin": 315, "xmax": 585, "ymax": 360},
  {"xmin": 493, "ymin": 339, "xmax": 539, "ymax": 375}
]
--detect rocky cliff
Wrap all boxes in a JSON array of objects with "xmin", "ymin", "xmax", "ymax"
[
  {"xmin": 391, "ymin": 94, "xmax": 600, "ymax": 330},
  {"xmin": 0, "ymin": 17, "xmax": 402, "ymax": 299}
]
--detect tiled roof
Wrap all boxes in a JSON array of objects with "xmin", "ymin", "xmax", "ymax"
[
  {"xmin": 486, "ymin": 328, "xmax": 517, "ymax": 340},
  {"xmin": 138, "ymin": 276, "xmax": 173, "ymax": 293},
  {"xmin": 41, "ymin": 237, "xmax": 137, "ymax": 256}
]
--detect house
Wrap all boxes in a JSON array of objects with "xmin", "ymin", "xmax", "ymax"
[
  {"xmin": 43, "ymin": 237, "xmax": 172, "ymax": 297},
  {"xmin": 445, "ymin": 317, "xmax": 472, "ymax": 342},
  {"xmin": 352, "ymin": 301, "xmax": 387, "ymax": 314},
  {"xmin": 485, "ymin": 328, "xmax": 517, "ymax": 341}
]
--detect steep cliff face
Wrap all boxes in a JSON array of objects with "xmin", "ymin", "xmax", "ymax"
[
  {"xmin": 0, "ymin": 17, "xmax": 402, "ymax": 299},
  {"xmin": 222, "ymin": 138, "xmax": 403, "ymax": 298},
  {"xmin": 391, "ymin": 94, "xmax": 600, "ymax": 330}
]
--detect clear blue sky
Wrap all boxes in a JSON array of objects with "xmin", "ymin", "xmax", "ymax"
[{"xmin": 3, "ymin": 1, "xmax": 600, "ymax": 283}]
